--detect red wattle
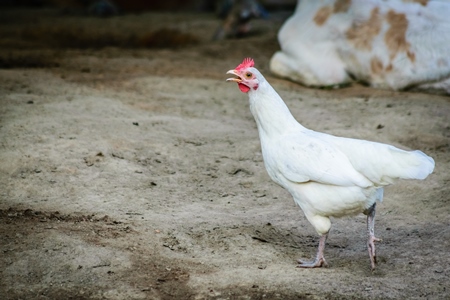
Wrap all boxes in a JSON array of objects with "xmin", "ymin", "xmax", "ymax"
[{"xmin": 238, "ymin": 83, "xmax": 250, "ymax": 93}]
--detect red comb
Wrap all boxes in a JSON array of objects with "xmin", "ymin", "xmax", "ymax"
[{"xmin": 235, "ymin": 57, "xmax": 255, "ymax": 71}]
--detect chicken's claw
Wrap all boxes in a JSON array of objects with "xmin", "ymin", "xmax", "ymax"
[
  {"xmin": 297, "ymin": 257, "xmax": 328, "ymax": 268},
  {"xmin": 368, "ymin": 235, "xmax": 382, "ymax": 270}
]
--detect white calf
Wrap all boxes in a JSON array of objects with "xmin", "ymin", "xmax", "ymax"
[{"xmin": 270, "ymin": 0, "xmax": 450, "ymax": 94}]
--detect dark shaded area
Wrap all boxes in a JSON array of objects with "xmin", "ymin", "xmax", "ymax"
[{"xmin": 0, "ymin": 51, "xmax": 61, "ymax": 68}]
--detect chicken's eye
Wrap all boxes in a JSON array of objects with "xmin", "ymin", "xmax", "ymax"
[{"xmin": 245, "ymin": 72, "xmax": 252, "ymax": 78}]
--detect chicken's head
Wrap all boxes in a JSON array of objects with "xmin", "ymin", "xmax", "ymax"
[{"xmin": 226, "ymin": 57, "xmax": 260, "ymax": 93}]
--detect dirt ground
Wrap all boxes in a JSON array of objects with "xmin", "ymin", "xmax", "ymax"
[{"xmin": 0, "ymin": 7, "xmax": 449, "ymax": 300}]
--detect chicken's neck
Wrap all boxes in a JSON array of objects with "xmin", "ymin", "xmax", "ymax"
[{"xmin": 248, "ymin": 81, "xmax": 305, "ymax": 138}]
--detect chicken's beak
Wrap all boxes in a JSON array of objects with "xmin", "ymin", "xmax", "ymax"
[{"xmin": 226, "ymin": 69, "xmax": 242, "ymax": 83}]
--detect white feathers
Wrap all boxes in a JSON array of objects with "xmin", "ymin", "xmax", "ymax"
[
  {"xmin": 318, "ymin": 133, "xmax": 436, "ymax": 185},
  {"xmin": 270, "ymin": 132, "xmax": 374, "ymax": 188}
]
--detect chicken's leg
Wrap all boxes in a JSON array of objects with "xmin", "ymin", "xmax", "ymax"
[
  {"xmin": 367, "ymin": 203, "xmax": 382, "ymax": 270},
  {"xmin": 297, "ymin": 234, "xmax": 328, "ymax": 268}
]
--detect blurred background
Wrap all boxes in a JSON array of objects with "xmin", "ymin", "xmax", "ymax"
[{"xmin": 0, "ymin": 0, "xmax": 297, "ymax": 70}]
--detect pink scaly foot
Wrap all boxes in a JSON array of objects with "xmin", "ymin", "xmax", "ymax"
[{"xmin": 297, "ymin": 234, "xmax": 328, "ymax": 268}]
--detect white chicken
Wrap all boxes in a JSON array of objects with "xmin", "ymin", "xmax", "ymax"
[{"xmin": 226, "ymin": 58, "xmax": 435, "ymax": 269}]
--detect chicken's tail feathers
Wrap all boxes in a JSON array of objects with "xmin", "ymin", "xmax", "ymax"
[
  {"xmin": 322, "ymin": 134, "xmax": 435, "ymax": 185},
  {"xmin": 408, "ymin": 150, "xmax": 435, "ymax": 180},
  {"xmin": 388, "ymin": 148, "xmax": 435, "ymax": 181}
]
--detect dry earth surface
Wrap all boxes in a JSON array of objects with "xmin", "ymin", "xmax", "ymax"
[{"xmin": 0, "ymin": 7, "xmax": 449, "ymax": 300}]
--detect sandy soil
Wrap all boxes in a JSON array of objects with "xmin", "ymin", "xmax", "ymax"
[{"xmin": 0, "ymin": 8, "xmax": 449, "ymax": 300}]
